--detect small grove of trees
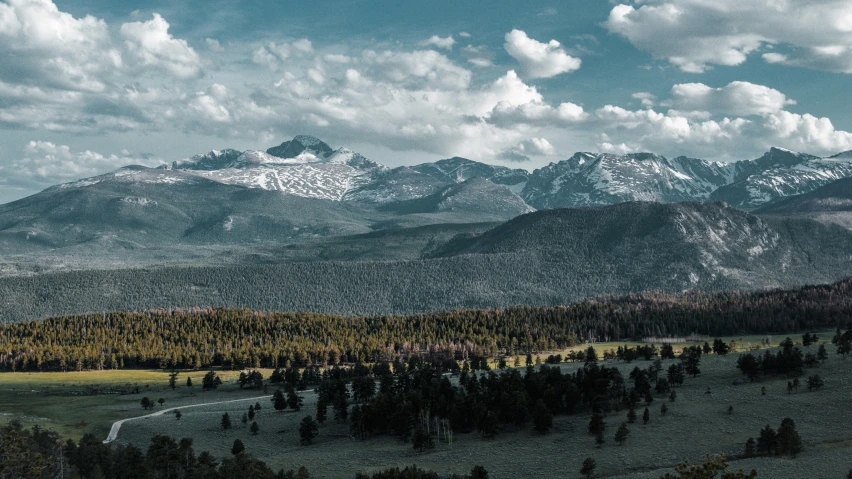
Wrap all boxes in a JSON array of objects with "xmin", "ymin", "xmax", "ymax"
[
  {"xmin": 238, "ymin": 370, "xmax": 264, "ymax": 389},
  {"xmin": 833, "ymin": 329, "xmax": 852, "ymax": 356},
  {"xmin": 744, "ymin": 418, "xmax": 803, "ymax": 458},
  {"xmin": 203, "ymin": 371, "xmax": 223, "ymax": 390},
  {"xmin": 140, "ymin": 397, "xmax": 154, "ymax": 410},
  {"xmin": 657, "ymin": 455, "xmax": 756, "ymax": 479},
  {"xmin": 736, "ymin": 337, "xmax": 811, "ymax": 381}
]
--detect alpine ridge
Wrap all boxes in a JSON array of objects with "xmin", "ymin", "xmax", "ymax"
[{"xmin": 148, "ymin": 137, "xmax": 852, "ymax": 211}]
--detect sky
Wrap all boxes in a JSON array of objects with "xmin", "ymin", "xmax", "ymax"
[{"xmin": 1, "ymin": 0, "xmax": 852, "ymax": 202}]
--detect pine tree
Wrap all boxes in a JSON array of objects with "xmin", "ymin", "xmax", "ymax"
[
  {"xmin": 595, "ymin": 431, "xmax": 605, "ymax": 448},
  {"xmin": 241, "ymin": 413, "xmax": 248, "ymax": 425},
  {"xmin": 728, "ymin": 405, "xmax": 734, "ymax": 415},
  {"xmin": 744, "ymin": 437, "xmax": 756, "ymax": 457},
  {"xmin": 272, "ymin": 388, "xmax": 287, "ymax": 412},
  {"xmin": 250, "ymin": 421, "xmax": 259, "ymax": 436},
  {"xmin": 411, "ymin": 425, "xmax": 434, "ymax": 452},
  {"xmin": 470, "ymin": 466, "xmax": 489, "ymax": 479},
  {"xmin": 580, "ymin": 457, "xmax": 596, "ymax": 478},
  {"xmin": 757, "ymin": 425, "xmax": 777, "ymax": 455},
  {"xmin": 287, "ymin": 387, "xmax": 303, "ymax": 411},
  {"xmin": 185, "ymin": 377, "xmax": 193, "ymax": 388},
  {"xmin": 221, "ymin": 413, "xmax": 232, "ymax": 430},
  {"xmin": 669, "ymin": 390, "xmax": 677, "ymax": 402},
  {"xmin": 643, "ymin": 407, "xmax": 650, "ymax": 425},
  {"xmin": 299, "ymin": 416, "xmax": 319, "ymax": 445},
  {"xmin": 588, "ymin": 413, "xmax": 606, "ymax": 435},
  {"xmin": 248, "ymin": 405, "xmax": 255, "ymax": 421},
  {"xmin": 627, "ymin": 408, "xmax": 636, "ymax": 423},
  {"xmin": 230, "ymin": 439, "xmax": 244, "ymax": 455},
  {"xmin": 175, "ymin": 410, "xmax": 182, "ymax": 420},
  {"xmin": 168, "ymin": 371, "xmax": 178, "ymax": 390},
  {"xmin": 316, "ymin": 397, "xmax": 327, "ymax": 424},
  {"xmin": 777, "ymin": 418, "xmax": 803, "ymax": 457},
  {"xmin": 614, "ymin": 423, "xmax": 629, "ymax": 445},
  {"xmin": 660, "ymin": 404, "xmax": 668, "ymax": 416},
  {"xmin": 817, "ymin": 344, "xmax": 828, "ymax": 361}
]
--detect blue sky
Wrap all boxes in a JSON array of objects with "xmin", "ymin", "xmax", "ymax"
[{"xmin": 1, "ymin": 0, "xmax": 851, "ymax": 202}]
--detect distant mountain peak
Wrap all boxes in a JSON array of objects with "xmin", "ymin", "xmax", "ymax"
[{"xmin": 267, "ymin": 135, "xmax": 334, "ymax": 159}]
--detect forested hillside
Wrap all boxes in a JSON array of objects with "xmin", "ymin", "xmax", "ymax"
[
  {"xmin": 2, "ymin": 278, "xmax": 849, "ymax": 372},
  {"xmin": 2, "ymin": 201, "xmax": 851, "ymax": 323}
]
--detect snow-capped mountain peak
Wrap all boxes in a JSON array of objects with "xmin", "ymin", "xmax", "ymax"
[
  {"xmin": 266, "ymin": 135, "xmax": 334, "ymax": 159},
  {"xmin": 521, "ymin": 151, "xmax": 734, "ymax": 209}
]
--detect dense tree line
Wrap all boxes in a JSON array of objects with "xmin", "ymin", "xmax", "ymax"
[
  {"xmin": 0, "ymin": 419, "xmax": 491, "ymax": 479},
  {"xmin": 1, "ymin": 278, "xmax": 851, "ymax": 372}
]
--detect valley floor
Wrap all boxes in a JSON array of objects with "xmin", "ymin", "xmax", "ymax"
[{"xmin": 1, "ymin": 339, "xmax": 850, "ymax": 478}]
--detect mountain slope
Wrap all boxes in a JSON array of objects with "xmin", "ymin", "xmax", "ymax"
[
  {"xmin": 433, "ymin": 201, "xmax": 852, "ymax": 289},
  {"xmin": 411, "ymin": 157, "xmax": 529, "ymax": 193},
  {"xmin": 0, "ymin": 165, "xmax": 378, "ymax": 254},
  {"xmin": 710, "ymin": 148, "xmax": 852, "ymax": 208},
  {"xmin": 755, "ymin": 177, "xmax": 852, "ymax": 229},
  {"xmin": 377, "ymin": 177, "xmax": 534, "ymax": 219},
  {"xmin": 521, "ymin": 153, "xmax": 734, "ymax": 209}
]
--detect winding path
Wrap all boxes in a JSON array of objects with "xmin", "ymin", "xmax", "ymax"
[{"xmin": 103, "ymin": 394, "xmax": 272, "ymax": 444}]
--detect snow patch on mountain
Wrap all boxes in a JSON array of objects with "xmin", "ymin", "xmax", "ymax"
[{"xmin": 521, "ymin": 152, "xmax": 734, "ymax": 209}]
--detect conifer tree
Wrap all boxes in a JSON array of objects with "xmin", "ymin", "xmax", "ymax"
[
  {"xmin": 299, "ymin": 416, "xmax": 319, "ymax": 445},
  {"xmin": 643, "ymin": 407, "xmax": 650, "ymax": 425},
  {"xmin": 230, "ymin": 439, "xmax": 244, "ymax": 455},
  {"xmin": 273, "ymin": 388, "xmax": 287, "ymax": 412},
  {"xmin": 757, "ymin": 425, "xmax": 777, "ymax": 455},
  {"xmin": 221, "ymin": 413, "xmax": 232, "ymax": 430},
  {"xmin": 287, "ymin": 387, "xmax": 303, "ymax": 411},
  {"xmin": 588, "ymin": 413, "xmax": 606, "ymax": 435},
  {"xmin": 614, "ymin": 423, "xmax": 629, "ymax": 445},
  {"xmin": 580, "ymin": 457, "xmax": 596, "ymax": 478},
  {"xmin": 777, "ymin": 418, "xmax": 803, "ymax": 457},
  {"xmin": 744, "ymin": 438, "xmax": 756, "ymax": 457}
]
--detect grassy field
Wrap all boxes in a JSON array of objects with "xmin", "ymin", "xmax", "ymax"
[
  {"xmin": 2, "ymin": 334, "xmax": 850, "ymax": 478},
  {"xmin": 0, "ymin": 369, "xmax": 274, "ymax": 440}
]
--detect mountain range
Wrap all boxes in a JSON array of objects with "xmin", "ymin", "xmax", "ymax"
[
  {"xmin": 153, "ymin": 136, "xmax": 852, "ymax": 210},
  {"xmin": 1, "ymin": 134, "xmax": 852, "ymax": 321}
]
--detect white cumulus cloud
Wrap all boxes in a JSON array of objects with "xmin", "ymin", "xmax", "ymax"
[
  {"xmin": 120, "ymin": 13, "xmax": 202, "ymax": 78},
  {"xmin": 605, "ymin": 0, "xmax": 852, "ymax": 74},
  {"xmin": 0, "ymin": 140, "xmax": 161, "ymax": 192},
  {"xmin": 504, "ymin": 29, "xmax": 581, "ymax": 79},
  {"xmin": 668, "ymin": 81, "xmax": 795, "ymax": 116},
  {"xmin": 422, "ymin": 35, "xmax": 455, "ymax": 50}
]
